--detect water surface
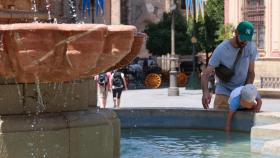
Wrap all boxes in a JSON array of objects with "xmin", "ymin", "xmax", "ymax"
[{"xmin": 121, "ymin": 129, "xmax": 274, "ymax": 158}]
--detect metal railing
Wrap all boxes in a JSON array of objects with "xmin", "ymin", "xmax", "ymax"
[{"xmin": 260, "ymin": 77, "xmax": 280, "ymax": 89}]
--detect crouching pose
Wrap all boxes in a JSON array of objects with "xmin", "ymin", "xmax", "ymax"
[{"xmin": 225, "ymin": 84, "xmax": 262, "ymax": 132}]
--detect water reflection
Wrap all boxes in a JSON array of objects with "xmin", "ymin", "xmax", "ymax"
[{"xmin": 121, "ymin": 129, "xmax": 276, "ymax": 158}]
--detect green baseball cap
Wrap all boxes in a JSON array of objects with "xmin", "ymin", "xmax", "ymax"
[{"xmin": 237, "ymin": 21, "xmax": 254, "ymax": 41}]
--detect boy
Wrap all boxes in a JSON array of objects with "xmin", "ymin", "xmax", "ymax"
[{"xmin": 225, "ymin": 84, "xmax": 262, "ymax": 132}]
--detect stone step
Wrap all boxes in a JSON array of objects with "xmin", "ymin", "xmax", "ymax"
[
  {"xmin": 258, "ymin": 88, "xmax": 280, "ymax": 98},
  {"xmin": 261, "ymin": 140, "xmax": 280, "ymax": 156},
  {"xmin": 251, "ymin": 123, "xmax": 280, "ymax": 154},
  {"xmin": 254, "ymin": 112, "xmax": 280, "ymax": 126}
]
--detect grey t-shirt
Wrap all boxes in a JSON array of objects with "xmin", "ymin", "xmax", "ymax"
[{"xmin": 209, "ymin": 40, "xmax": 259, "ymax": 96}]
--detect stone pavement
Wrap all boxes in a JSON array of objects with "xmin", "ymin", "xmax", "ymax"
[{"xmin": 101, "ymin": 88, "xmax": 280, "ymax": 111}]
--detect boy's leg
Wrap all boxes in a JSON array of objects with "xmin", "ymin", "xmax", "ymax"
[{"xmin": 214, "ymin": 94, "xmax": 229, "ymax": 110}]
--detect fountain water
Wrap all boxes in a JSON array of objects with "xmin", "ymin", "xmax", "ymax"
[{"xmin": 31, "ymin": 0, "xmax": 38, "ymax": 23}]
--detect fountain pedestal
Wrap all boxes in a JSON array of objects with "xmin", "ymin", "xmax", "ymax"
[
  {"xmin": 0, "ymin": 108, "xmax": 120, "ymax": 158},
  {"xmin": 0, "ymin": 24, "xmax": 145, "ymax": 158}
]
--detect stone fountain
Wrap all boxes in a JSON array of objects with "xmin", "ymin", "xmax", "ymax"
[{"xmin": 0, "ymin": 23, "xmax": 144, "ymax": 158}]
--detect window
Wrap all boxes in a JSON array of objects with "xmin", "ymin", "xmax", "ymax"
[{"xmin": 242, "ymin": 0, "xmax": 265, "ymax": 49}]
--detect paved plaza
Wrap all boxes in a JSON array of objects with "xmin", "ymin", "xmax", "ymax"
[{"xmin": 101, "ymin": 88, "xmax": 280, "ymax": 111}]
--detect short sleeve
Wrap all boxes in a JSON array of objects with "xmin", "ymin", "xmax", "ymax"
[
  {"xmin": 249, "ymin": 42, "xmax": 259, "ymax": 62},
  {"xmin": 229, "ymin": 96, "xmax": 241, "ymax": 112},
  {"xmin": 209, "ymin": 50, "xmax": 221, "ymax": 68},
  {"xmin": 209, "ymin": 42, "xmax": 225, "ymax": 67}
]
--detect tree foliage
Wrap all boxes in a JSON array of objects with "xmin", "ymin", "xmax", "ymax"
[
  {"xmin": 216, "ymin": 24, "xmax": 234, "ymax": 42},
  {"xmin": 144, "ymin": 0, "xmax": 224, "ymax": 55},
  {"xmin": 203, "ymin": 0, "xmax": 224, "ymax": 52},
  {"xmin": 144, "ymin": 10, "xmax": 191, "ymax": 56}
]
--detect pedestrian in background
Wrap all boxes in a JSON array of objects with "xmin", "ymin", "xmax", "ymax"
[
  {"xmin": 94, "ymin": 72, "xmax": 111, "ymax": 108},
  {"xmin": 110, "ymin": 69, "xmax": 127, "ymax": 109}
]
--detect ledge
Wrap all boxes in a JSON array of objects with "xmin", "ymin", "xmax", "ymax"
[
  {"xmin": 257, "ymin": 57, "xmax": 280, "ymax": 61},
  {"xmin": 258, "ymin": 88, "xmax": 280, "ymax": 98},
  {"xmin": 114, "ymin": 108, "xmax": 254, "ymax": 132}
]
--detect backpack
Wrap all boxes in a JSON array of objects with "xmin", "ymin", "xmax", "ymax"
[
  {"xmin": 112, "ymin": 72, "xmax": 123, "ymax": 88},
  {"xmin": 98, "ymin": 73, "xmax": 108, "ymax": 86}
]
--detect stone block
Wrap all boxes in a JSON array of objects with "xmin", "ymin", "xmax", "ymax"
[
  {"xmin": 0, "ymin": 78, "xmax": 97, "ymax": 114},
  {"xmin": 254, "ymin": 112, "xmax": 280, "ymax": 126},
  {"xmin": 261, "ymin": 140, "xmax": 280, "ymax": 156},
  {"xmin": 23, "ymin": 79, "xmax": 90, "ymax": 113},
  {"xmin": 88, "ymin": 79, "xmax": 97, "ymax": 107},
  {"xmin": 0, "ymin": 129, "xmax": 69, "ymax": 158},
  {"xmin": 0, "ymin": 113, "xmax": 68, "ymax": 133},
  {"xmin": 251, "ymin": 123, "xmax": 280, "ymax": 153},
  {"xmin": 67, "ymin": 108, "xmax": 120, "ymax": 158},
  {"xmin": 111, "ymin": 118, "xmax": 120, "ymax": 157},
  {"xmin": 0, "ymin": 108, "xmax": 120, "ymax": 158},
  {"xmin": 69, "ymin": 125, "xmax": 114, "ymax": 158},
  {"xmin": 251, "ymin": 123, "xmax": 280, "ymax": 138},
  {"xmin": 0, "ymin": 84, "xmax": 24, "ymax": 114}
]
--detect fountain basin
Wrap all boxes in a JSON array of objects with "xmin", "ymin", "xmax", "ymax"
[
  {"xmin": 115, "ymin": 108, "xmax": 280, "ymax": 157},
  {"xmin": 0, "ymin": 23, "xmax": 144, "ymax": 83}
]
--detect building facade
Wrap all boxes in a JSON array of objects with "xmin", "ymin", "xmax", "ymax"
[
  {"xmin": 225, "ymin": 0, "xmax": 280, "ymax": 57},
  {"xmin": 225, "ymin": 0, "xmax": 280, "ymax": 86},
  {"xmin": 0, "ymin": 0, "xmax": 116, "ymax": 24}
]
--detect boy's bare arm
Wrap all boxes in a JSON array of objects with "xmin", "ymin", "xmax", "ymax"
[
  {"xmin": 225, "ymin": 111, "xmax": 235, "ymax": 132},
  {"xmin": 254, "ymin": 99, "xmax": 262, "ymax": 112}
]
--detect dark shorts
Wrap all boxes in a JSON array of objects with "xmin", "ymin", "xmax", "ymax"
[{"xmin": 112, "ymin": 88, "xmax": 123, "ymax": 99}]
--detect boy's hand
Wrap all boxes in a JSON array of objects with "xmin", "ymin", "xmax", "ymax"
[
  {"xmin": 254, "ymin": 104, "xmax": 261, "ymax": 112},
  {"xmin": 253, "ymin": 99, "xmax": 262, "ymax": 112},
  {"xmin": 252, "ymin": 104, "xmax": 261, "ymax": 112}
]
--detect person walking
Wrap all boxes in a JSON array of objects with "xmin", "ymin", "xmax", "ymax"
[
  {"xmin": 94, "ymin": 72, "xmax": 111, "ymax": 108},
  {"xmin": 110, "ymin": 70, "xmax": 127, "ymax": 109},
  {"xmin": 201, "ymin": 21, "xmax": 259, "ymax": 110}
]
